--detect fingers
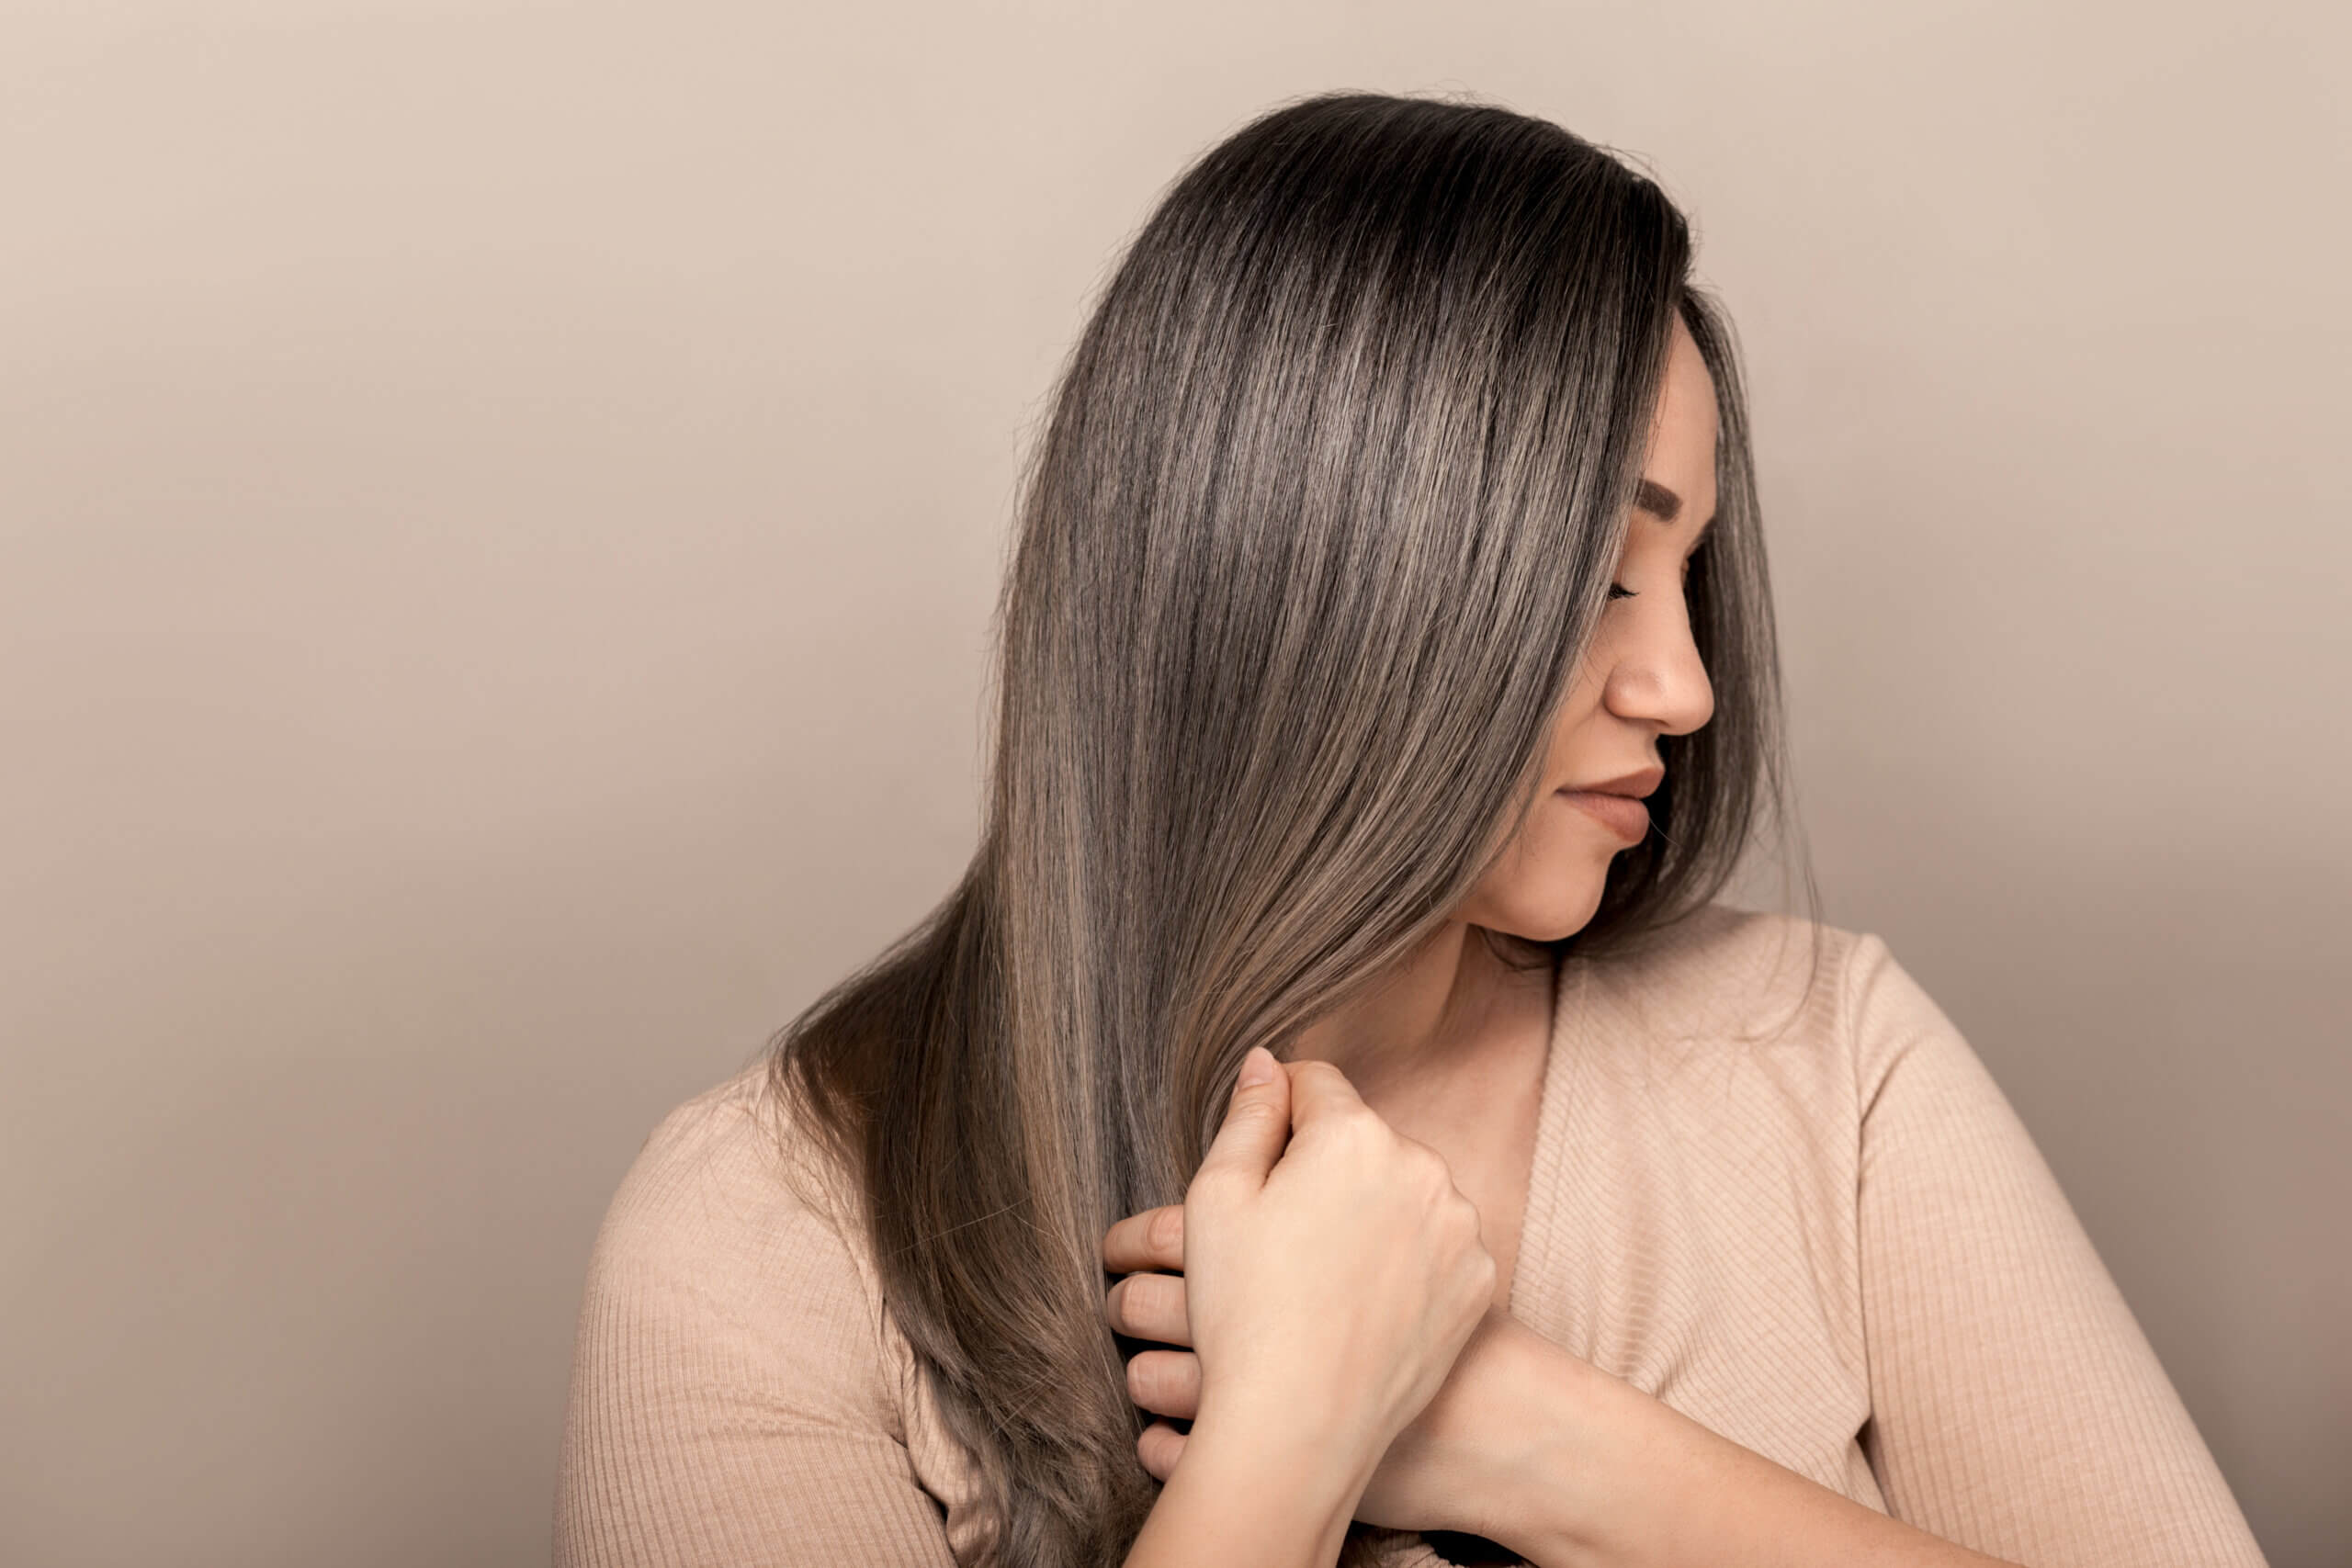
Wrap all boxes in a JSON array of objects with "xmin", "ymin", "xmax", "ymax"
[
  {"xmin": 1191, "ymin": 1044, "xmax": 1292, "ymax": 1190},
  {"xmin": 1103, "ymin": 1270, "xmax": 1190, "ymax": 1346},
  {"xmin": 1283, "ymin": 1055, "xmax": 1370, "ymax": 1129},
  {"xmin": 1102, "ymin": 1203, "xmax": 1183, "ymax": 1273},
  {"xmin": 1123, "ymin": 1347, "xmax": 1200, "ymax": 1419},
  {"xmin": 1136, "ymin": 1418, "xmax": 1185, "ymax": 1483}
]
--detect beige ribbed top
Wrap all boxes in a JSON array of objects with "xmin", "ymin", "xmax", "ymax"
[{"xmin": 550, "ymin": 905, "xmax": 2268, "ymax": 1567}]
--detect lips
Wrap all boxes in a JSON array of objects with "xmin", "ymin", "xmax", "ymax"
[
  {"xmin": 1566, "ymin": 764, "xmax": 1664, "ymax": 800},
  {"xmin": 1561, "ymin": 789, "xmax": 1650, "ymax": 841},
  {"xmin": 1556, "ymin": 764, "xmax": 1661, "ymax": 843}
]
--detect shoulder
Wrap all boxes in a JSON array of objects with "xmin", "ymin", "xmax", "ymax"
[
  {"xmin": 1599, "ymin": 904, "xmax": 2022, "ymax": 1129},
  {"xmin": 1574, "ymin": 901, "xmax": 1879, "ymax": 1047},
  {"xmin": 556, "ymin": 1066, "xmax": 992, "ymax": 1562},
  {"xmin": 571, "ymin": 1057, "xmax": 900, "ymax": 1431},
  {"xmin": 595, "ymin": 1059, "xmax": 854, "ymax": 1274},
  {"xmin": 613, "ymin": 1055, "xmax": 850, "ymax": 1207},
  {"xmin": 1572, "ymin": 902, "xmax": 1963, "ymax": 1120}
]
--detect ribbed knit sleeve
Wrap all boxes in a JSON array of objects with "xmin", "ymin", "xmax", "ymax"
[
  {"xmin": 1847, "ymin": 934, "xmax": 2268, "ymax": 1566},
  {"xmin": 550, "ymin": 1079, "xmax": 960, "ymax": 1567}
]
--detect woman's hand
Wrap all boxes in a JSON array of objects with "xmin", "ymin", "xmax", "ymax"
[
  {"xmin": 1106, "ymin": 1192, "xmax": 1552, "ymax": 1538},
  {"xmin": 1110, "ymin": 1162, "xmax": 2040, "ymax": 1568},
  {"xmin": 1102, "ymin": 1051, "xmax": 1506, "ymax": 1535}
]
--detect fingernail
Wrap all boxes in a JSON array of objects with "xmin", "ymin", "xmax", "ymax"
[{"xmin": 1238, "ymin": 1045, "xmax": 1276, "ymax": 1088}]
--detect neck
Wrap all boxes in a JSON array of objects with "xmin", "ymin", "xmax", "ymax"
[{"xmin": 1287, "ymin": 920, "xmax": 1533, "ymax": 1103}]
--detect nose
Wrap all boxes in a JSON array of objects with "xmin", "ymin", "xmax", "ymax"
[{"xmin": 1601, "ymin": 599, "xmax": 1714, "ymax": 738}]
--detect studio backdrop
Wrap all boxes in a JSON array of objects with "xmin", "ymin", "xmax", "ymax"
[{"xmin": 2, "ymin": 3, "xmax": 2344, "ymax": 1565}]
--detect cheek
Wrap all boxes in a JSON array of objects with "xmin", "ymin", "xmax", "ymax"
[
  {"xmin": 1458, "ymin": 790, "xmax": 1623, "ymax": 926},
  {"xmin": 1453, "ymin": 677, "xmax": 1622, "ymax": 935},
  {"xmin": 1455, "ymin": 817, "xmax": 1616, "ymax": 942},
  {"xmin": 1543, "ymin": 681, "xmax": 1611, "ymax": 783}
]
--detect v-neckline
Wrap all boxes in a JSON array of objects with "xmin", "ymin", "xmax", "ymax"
[
  {"xmin": 1364, "ymin": 945, "xmax": 1582, "ymax": 1568},
  {"xmin": 1397, "ymin": 951, "xmax": 1576, "ymax": 1568},
  {"xmin": 1504, "ymin": 943, "xmax": 1577, "ymax": 1330}
]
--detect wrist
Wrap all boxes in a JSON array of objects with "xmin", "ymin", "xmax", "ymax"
[
  {"xmin": 1170, "ymin": 1404, "xmax": 1377, "ymax": 1562},
  {"xmin": 1191, "ymin": 1379, "xmax": 1385, "ymax": 1496},
  {"xmin": 1467, "ymin": 1323, "xmax": 1652, "ymax": 1568},
  {"xmin": 1468, "ymin": 1327, "xmax": 2020, "ymax": 1568}
]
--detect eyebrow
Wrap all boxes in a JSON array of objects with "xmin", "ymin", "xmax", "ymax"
[{"xmin": 1635, "ymin": 478, "xmax": 1716, "ymax": 540}]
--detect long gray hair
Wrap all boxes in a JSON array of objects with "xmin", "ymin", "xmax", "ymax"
[{"xmin": 767, "ymin": 89, "xmax": 1797, "ymax": 1566}]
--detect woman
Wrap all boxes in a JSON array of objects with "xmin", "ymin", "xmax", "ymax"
[{"xmin": 550, "ymin": 92, "xmax": 2266, "ymax": 1568}]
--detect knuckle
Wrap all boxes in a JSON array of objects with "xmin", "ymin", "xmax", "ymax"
[
  {"xmin": 1122, "ymin": 1270, "xmax": 1180, "ymax": 1330},
  {"xmin": 1218, "ymin": 1099, "xmax": 1279, "ymax": 1136},
  {"xmin": 1396, "ymin": 1139, "xmax": 1453, "ymax": 1194},
  {"xmin": 1185, "ymin": 1168, "xmax": 1239, "ymax": 1206}
]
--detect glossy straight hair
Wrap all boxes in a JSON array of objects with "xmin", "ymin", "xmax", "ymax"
[{"xmin": 766, "ymin": 89, "xmax": 1803, "ymax": 1566}]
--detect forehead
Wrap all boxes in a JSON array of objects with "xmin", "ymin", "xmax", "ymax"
[{"xmin": 1643, "ymin": 320, "xmax": 1719, "ymax": 513}]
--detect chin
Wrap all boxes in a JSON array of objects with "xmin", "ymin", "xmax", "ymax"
[{"xmin": 1490, "ymin": 874, "xmax": 1609, "ymax": 946}]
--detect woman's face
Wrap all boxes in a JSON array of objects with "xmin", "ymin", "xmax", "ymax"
[{"xmin": 1457, "ymin": 315, "xmax": 1720, "ymax": 942}]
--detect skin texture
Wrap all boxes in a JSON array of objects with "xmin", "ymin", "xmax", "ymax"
[
  {"xmin": 1108, "ymin": 320, "xmax": 2032, "ymax": 1568},
  {"xmin": 1270, "ymin": 314, "xmax": 1723, "ymax": 1326},
  {"xmin": 1127, "ymin": 1048, "xmax": 1501, "ymax": 1552},
  {"xmin": 1282, "ymin": 312, "xmax": 1720, "ymax": 1119},
  {"xmin": 1111, "ymin": 314, "xmax": 1717, "ymax": 1549}
]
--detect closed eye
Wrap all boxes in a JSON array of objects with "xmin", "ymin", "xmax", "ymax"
[
  {"xmin": 1610, "ymin": 553, "xmax": 1698, "ymax": 602},
  {"xmin": 1612, "ymin": 527, "xmax": 1709, "ymax": 602}
]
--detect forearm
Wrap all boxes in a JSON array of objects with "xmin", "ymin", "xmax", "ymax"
[
  {"xmin": 1124, "ymin": 1408, "xmax": 1374, "ymax": 1568},
  {"xmin": 1478, "ymin": 1331, "xmax": 2025, "ymax": 1568}
]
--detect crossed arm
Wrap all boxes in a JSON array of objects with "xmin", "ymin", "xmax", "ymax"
[
  {"xmin": 1104, "ymin": 937, "xmax": 2269, "ymax": 1568},
  {"xmin": 552, "ymin": 941, "xmax": 2269, "ymax": 1567},
  {"xmin": 1104, "ymin": 1212, "xmax": 2024, "ymax": 1568}
]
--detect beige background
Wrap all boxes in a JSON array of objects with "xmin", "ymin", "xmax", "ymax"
[{"xmin": 3, "ymin": 3, "xmax": 2345, "ymax": 1564}]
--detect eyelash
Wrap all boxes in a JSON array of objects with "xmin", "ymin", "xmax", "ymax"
[{"xmin": 1610, "ymin": 551, "xmax": 1702, "ymax": 602}]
